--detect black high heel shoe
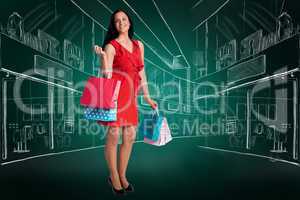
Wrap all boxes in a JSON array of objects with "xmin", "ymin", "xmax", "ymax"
[
  {"xmin": 123, "ymin": 183, "xmax": 134, "ymax": 193},
  {"xmin": 120, "ymin": 179, "xmax": 134, "ymax": 193},
  {"xmin": 108, "ymin": 177, "xmax": 126, "ymax": 196}
]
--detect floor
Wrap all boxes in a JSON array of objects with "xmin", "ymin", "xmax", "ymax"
[{"xmin": 1, "ymin": 137, "xmax": 300, "ymax": 200}]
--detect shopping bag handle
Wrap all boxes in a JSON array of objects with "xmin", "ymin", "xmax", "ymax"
[
  {"xmin": 153, "ymin": 107, "xmax": 159, "ymax": 117},
  {"xmin": 112, "ymin": 80, "xmax": 121, "ymax": 101}
]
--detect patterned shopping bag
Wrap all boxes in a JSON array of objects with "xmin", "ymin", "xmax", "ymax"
[{"xmin": 80, "ymin": 76, "xmax": 121, "ymax": 121}]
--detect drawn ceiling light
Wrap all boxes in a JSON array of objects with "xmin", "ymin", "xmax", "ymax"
[
  {"xmin": 277, "ymin": 12, "xmax": 293, "ymax": 40},
  {"xmin": 6, "ymin": 12, "xmax": 24, "ymax": 40}
]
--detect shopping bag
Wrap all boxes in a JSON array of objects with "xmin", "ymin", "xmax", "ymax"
[
  {"xmin": 80, "ymin": 76, "xmax": 121, "ymax": 109},
  {"xmin": 141, "ymin": 109, "xmax": 172, "ymax": 146},
  {"xmin": 144, "ymin": 117, "xmax": 172, "ymax": 146},
  {"xmin": 139, "ymin": 109, "xmax": 160, "ymax": 141},
  {"xmin": 80, "ymin": 77, "xmax": 121, "ymax": 121}
]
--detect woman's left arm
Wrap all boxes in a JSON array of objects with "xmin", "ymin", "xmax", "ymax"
[{"xmin": 138, "ymin": 41, "xmax": 157, "ymax": 109}]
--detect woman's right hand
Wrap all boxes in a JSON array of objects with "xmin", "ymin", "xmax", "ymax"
[
  {"xmin": 94, "ymin": 45, "xmax": 112, "ymax": 78},
  {"xmin": 94, "ymin": 45, "xmax": 106, "ymax": 58}
]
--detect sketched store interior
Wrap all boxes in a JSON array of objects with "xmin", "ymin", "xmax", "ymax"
[
  {"xmin": 194, "ymin": 0, "xmax": 300, "ymax": 162},
  {"xmin": 0, "ymin": 0, "xmax": 300, "ymax": 165}
]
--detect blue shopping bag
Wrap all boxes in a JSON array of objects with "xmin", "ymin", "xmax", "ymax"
[{"xmin": 139, "ymin": 109, "xmax": 162, "ymax": 141}]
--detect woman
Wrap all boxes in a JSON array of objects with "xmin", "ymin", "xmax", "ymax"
[{"xmin": 94, "ymin": 9, "xmax": 157, "ymax": 195}]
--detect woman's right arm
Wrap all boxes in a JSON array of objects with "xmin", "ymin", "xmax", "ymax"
[{"xmin": 94, "ymin": 44, "xmax": 115, "ymax": 78}]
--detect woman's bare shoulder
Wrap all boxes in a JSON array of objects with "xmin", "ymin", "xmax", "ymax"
[
  {"xmin": 104, "ymin": 43, "xmax": 116, "ymax": 54},
  {"xmin": 136, "ymin": 40, "xmax": 144, "ymax": 50}
]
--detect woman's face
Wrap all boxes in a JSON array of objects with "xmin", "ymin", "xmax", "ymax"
[{"xmin": 114, "ymin": 11, "xmax": 131, "ymax": 34}]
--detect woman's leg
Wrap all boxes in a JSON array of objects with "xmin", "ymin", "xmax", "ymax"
[
  {"xmin": 118, "ymin": 125, "xmax": 136, "ymax": 187},
  {"xmin": 105, "ymin": 126, "xmax": 122, "ymax": 189}
]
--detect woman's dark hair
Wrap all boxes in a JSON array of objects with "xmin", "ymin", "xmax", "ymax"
[{"xmin": 102, "ymin": 9, "xmax": 134, "ymax": 48}]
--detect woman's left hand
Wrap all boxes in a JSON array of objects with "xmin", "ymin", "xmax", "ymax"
[{"xmin": 145, "ymin": 97, "xmax": 158, "ymax": 110}]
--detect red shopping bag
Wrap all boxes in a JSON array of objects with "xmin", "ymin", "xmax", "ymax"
[{"xmin": 80, "ymin": 77, "xmax": 121, "ymax": 109}]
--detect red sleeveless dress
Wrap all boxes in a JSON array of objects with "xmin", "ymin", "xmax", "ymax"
[{"xmin": 98, "ymin": 39, "xmax": 144, "ymax": 127}]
